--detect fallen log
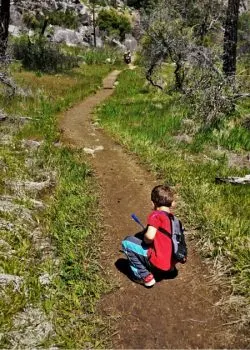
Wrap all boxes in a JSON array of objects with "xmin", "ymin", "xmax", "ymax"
[{"xmin": 215, "ymin": 174, "xmax": 250, "ymax": 184}]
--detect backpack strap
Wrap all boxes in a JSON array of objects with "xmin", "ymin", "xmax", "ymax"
[
  {"xmin": 158, "ymin": 226, "xmax": 172, "ymax": 238},
  {"xmin": 158, "ymin": 212, "xmax": 182, "ymax": 237},
  {"xmin": 157, "ymin": 211, "xmax": 173, "ymax": 238}
]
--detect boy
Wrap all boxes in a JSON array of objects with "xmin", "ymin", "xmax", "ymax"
[{"xmin": 122, "ymin": 184, "xmax": 186, "ymax": 287}]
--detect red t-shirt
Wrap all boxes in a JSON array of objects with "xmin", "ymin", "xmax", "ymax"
[{"xmin": 147, "ymin": 210, "xmax": 174, "ymax": 271}]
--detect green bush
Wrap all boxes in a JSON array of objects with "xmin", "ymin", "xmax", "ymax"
[
  {"xmin": 23, "ymin": 9, "xmax": 80, "ymax": 31},
  {"xmin": 97, "ymin": 8, "xmax": 131, "ymax": 41},
  {"xmin": 11, "ymin": 35, "xmax": 80, "ymax": 73},
  {"xmin": 46, "ymin": 9, "xmax": 80, "ymax": 29},
  {"xmin": 23, "ymin": 13, "xmax": 41, "ymax": 30}
]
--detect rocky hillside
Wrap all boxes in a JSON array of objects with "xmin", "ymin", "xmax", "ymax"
[
  {"xmin": 9, "ymin": 0, "xmax": 138, "ymax": 50},
  {"xmin": 10, "ymin": 0, "xmax": 89, "ymax": 26}
]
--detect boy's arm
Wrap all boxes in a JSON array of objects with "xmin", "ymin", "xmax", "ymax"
[{"xmin": 144, "ymin": 225, "xmax": 157, "ymax": 244}]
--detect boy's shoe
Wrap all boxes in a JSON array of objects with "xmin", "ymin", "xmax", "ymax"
[
  {"xmin": 143, "ymin": 273, "xmax": 156, "ymax": 287},
  {"xmin": 131, "ymin": 273, "xmax": 156, "ymax": 288}
]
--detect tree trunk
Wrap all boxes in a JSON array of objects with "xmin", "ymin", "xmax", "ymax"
[
  {"xmin": 92, "ymin": 5, "xmax": 96, "ymax": 47},
  {"xmin": 0, "ymin": 0, "xmax": 10, "ymax": 58},
  {"xmin": 174, "ymin": 55, "xmax": 184, "ymax": 92},
  {"xmin": 223, "ymin": 0, "xmax": 240, "ymax": 77}
]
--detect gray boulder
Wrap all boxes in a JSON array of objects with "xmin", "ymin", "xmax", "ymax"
[
  {"xmin": 52, "ymin": 27, "xmax": 83, "ymax": 46},
  {"xmin": 10, "ymin": 4, "xmax": 23, "ymax": 26},
  {"xmin": 8, "ymin": 24, "xmax": 21, "ymax": 37},
  {"xmin": 123, "ymin": 33, "xmax": 137, "ymax": 52}
]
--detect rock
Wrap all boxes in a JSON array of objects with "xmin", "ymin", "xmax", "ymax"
[
  {"xmin": 31, "ymin": 228, "xmax": 54, "ymax": 259},
  {"xmin": 0, "ymin": 197, "xmax": 34, "ymax": 223},
  {"xmin": 39, "ymin": 273, "xmax": 52, "ymax": 286},
  {"xmin": 95, "ymin": 36, "xmax": 103, "ymax": 48},
  {"xmin": 0, "ymin": 240, "xmax": 15, "ymax": 257},
  {"xmin": 0, "ymin": 220, "xmax": 15, "ymax": 231},
  {"xmin": 123, "ymin": 33, "xmax": 137, "ymax": 53},
  {"xmin": 0, "ymin": 110, "xmax": 8, "ymax": 121},
  {"xmin": 0, "ymin": 134, "xmax": 14, "ymax": 146},
  {"xmin": 8, "ymin": 24, "xmax": 21, "ymax": 37},
  {"xmin": 0, "ymin": 274, "xmax": 23, "ymax": 291},
  {"xmin": 0, "ymin": 239, "xmax": 12, "ymax": 250},
  {"xmin": 9, "ymin": 4, "xmax": 23, "ymax": 26},
  {"xmin": 173, "ymin": 134, "xmax": 193, "ymax": 144},
  {"xmin": 5, "ymin": 178, "xmax": 54, "ymax": 195},
  {"xmin": 83, "ymin": 145, "xmax": 104, "ymax": 157},
  {"xmin": 21, "ymin": 139, "xmax": 43, "ymax": 150},
  {"xmin": 52, "ymin": 26, "xmax": 83, "ymax": 46},
  {"xmin": 110, "ymin": 38, "xmax": 126, "ymax": 51},
  {"xmin": 7, "ymin": 307, "xmax": 54, "ymax": 347},
  {"xmin": 28, "ymin": 199, "xmax": 46, "ymax": 210},
  {"xmin": 24, "ymin": 157, "xmax": 37, "ymax": 169}
]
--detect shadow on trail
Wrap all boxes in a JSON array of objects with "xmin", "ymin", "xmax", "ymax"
[{"xmin": 115, "ymin": 258, "xmax": 178, "ymax": 283}]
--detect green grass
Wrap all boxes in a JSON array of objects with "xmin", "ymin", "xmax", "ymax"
[
  {"xmin": 61, "ymin": 46, "xmax": 125, "ymax": 66},
  {"xmin": 0, "ymin": 62, "xmax": 115, "ymax": 347},
  {"xmin": 96, "ymin": 69, "xmax": 250, "ymax": 311}
]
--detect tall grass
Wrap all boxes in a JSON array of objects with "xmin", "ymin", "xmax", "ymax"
[
  {"xmin": 0, "ymin": 63, "xmax": 115, "ymax": 347},
  {"xmin": 96, "ymin": 69, "xmax": 250, "ymax": 315}
]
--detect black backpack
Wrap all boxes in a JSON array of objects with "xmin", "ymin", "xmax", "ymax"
[{"xmin": 158, "ymin": 212, "xmax": 187, "ymax": 263}]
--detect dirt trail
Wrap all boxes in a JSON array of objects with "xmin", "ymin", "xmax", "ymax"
[{"xmin": 59, "ymin": 71, "xmax": 247, "ymax": 349}]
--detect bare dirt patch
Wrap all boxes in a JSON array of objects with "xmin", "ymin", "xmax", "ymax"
[{"xmin": 59, "ymin": 71, "xmax": 249, "ymax": 349}]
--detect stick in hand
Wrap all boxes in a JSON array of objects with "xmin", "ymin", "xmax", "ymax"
[{"xmin": 131, "ymin": 213, "xmax": 145, "ymax": 230}]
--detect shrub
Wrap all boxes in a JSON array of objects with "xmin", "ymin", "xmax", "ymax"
[
  {"xmin": 23, "ymin": 13, "xmax": 41, "ymax": 30},
  {"xmin": 11, "ymin": 35, "xmax": 80, "ymax": 73},
  {"xmin": 45, "ymin": 9, "xmax": 80, "ymax": 29},
  {"xmin": 23, "ymin": 9, "xmax": 80, "ymax": 31},
  {"xmin": 97, "ymin": 9, "xmax": 131, "ymax": 41}
]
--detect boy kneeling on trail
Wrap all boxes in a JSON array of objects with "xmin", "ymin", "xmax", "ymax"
[{"xmin": 122, "ymin": 185, "xmax": 187, "ymax": 287}]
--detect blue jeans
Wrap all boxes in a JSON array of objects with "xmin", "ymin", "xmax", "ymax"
[{"xmin": 122, "ymin": 236, "xmax": 151, "ymax": 280}]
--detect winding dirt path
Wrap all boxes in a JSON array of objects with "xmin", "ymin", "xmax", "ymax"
[{"xmin": 59, "ymin": 71, "xmax": 247, "ymax": 349}]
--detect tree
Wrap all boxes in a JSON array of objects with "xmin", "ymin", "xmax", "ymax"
[
  {"xmin": 140, "ymin": 0, "xmax": 243, "ymax": 126},
  {"xmin": 127, "ymin": 0, "xmax": 158, "ymax": 10},
  {"xmin": 0, "ymin": 0, "xmax": 10, "ymax": 58},
  {"xmin": 88, "ymin": 0, "xmax": 108, "ymax": 47},
  {"xmin": 223, "ymin": 0, "xmax": 241, "ymax": 76},
  {"xmin": 90, "ymin": 0, "xmax": 97, "ymax": 47},
  {"xmin": 0, "ymin": 0, "xmax": 17, "ymax": 95},
  {"xmin": 97, "ymin": 8, "xmax": 131, "ymax": 41}
]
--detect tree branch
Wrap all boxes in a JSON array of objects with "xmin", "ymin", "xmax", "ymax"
[{"xmin": 146, "ymin": 61, "xmax": 163, "ymax": 90}]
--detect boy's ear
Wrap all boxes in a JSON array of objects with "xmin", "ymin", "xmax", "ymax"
[
  {"xmin": 171, "ymin": 200, "xmax": 176, "ymax": 209},
  {"xmin": 151, "ymin": 201, "xmax": 156, "ymax": 209}
]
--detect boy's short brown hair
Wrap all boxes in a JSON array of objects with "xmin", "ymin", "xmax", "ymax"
[{"xmin": 151, "ymin": 185, "xmax": 174, "ymax": 208}]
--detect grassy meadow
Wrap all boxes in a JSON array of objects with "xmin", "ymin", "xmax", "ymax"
[
  {"xmin": 96, "ymin": 68, "xmax": 250, "ymax": 318},
  {"xmin": 0, "ymin": 58, "xmax": 119, "ymax": 347}
]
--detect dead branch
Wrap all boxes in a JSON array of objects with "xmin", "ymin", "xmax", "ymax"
[
  {"xmin": 146, "ymin": 62, "xmax": 163, "ymax": 90},
  {"xmin": 0, "ymin": 71, "xmax": 17, "ymax": 95},
  {"xmin": 216, "ymin": 175, "xmax": 250, "ymax": 184},
  {"xmin": 233, "ymin": 93, "xmax": 250, "ymax": 100}
]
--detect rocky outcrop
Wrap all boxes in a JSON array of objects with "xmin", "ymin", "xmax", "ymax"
[
  {"xmin": 9, "ymin": 0, "xmax": 137, "ymax": 49},
  {"xmin": 10, "ymin": 0, "xmax": 85, "ymax": 18}
]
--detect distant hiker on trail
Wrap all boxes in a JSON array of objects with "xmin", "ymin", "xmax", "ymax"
[
  {"xmin": 122, "ymin": 185, "xmax": 187, "ymax": 287},
  {"xmin": 124, "ymin": 50, "xmax": 131, "ymax": 64}
]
